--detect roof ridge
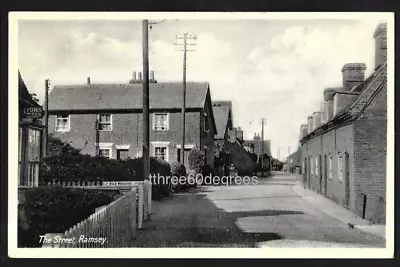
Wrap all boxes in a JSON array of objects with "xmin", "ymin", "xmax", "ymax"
[{"xmin": 348, "ymin": 64, "xmax": 387, "ymax": 111}]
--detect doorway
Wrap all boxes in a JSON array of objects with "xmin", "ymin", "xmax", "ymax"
[
  {"xmin": 177, "ymin": 148, "xmax": 191, "ymax": 167},
  {"xmin": 324, "ymin": 155, "xmax": 327, "ymax": 195},
  {"xmin": 345, "ymin": 152, "xmax": 350, "ymax": 208}
]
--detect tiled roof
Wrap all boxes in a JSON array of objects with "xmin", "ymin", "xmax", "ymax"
[
  {"xmin": 212, "ymin": 101, "xmax": 232, "ymax": 139},
  {"xmin": 19, "ymin": 71, "xmax": 40, "ymax": 107},
  {"xmin": 300, "ymin": 63, "xmax": 387, "ymax": 144},
  {"xmin": 242, "ymin": 139, "xmax": 271, "ymax": 157},
  {"xmin": 48, "ymin": 82, "xmax": 210, "ymax": 111}
]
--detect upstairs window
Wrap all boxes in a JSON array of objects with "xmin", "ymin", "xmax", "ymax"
[
  {"xmin": 98, "ymin": 114, "xmax": 112, "ymax": 131},
  {"xmin": 153, "ymin": 113, "xmax": 168, "ymax": 131},
  {"xmin": 55, "ymin": 115, "xmax": 70, "ymax": 131},
  {"xmin": 315, "ymin": 156, "xmax": 319, "ymax": 176}
]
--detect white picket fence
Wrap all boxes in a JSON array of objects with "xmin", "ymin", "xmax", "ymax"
[{"xmin": 42, "ymin": 181, "xmax": 152, "ymax": 248}]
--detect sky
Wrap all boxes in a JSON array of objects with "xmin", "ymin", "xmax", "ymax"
[{"xmin": 18, "ymin": 16, "xmax": 385, "ymax": 160}]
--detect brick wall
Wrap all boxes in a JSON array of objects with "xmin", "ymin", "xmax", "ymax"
[
  {"xmin": 300, "ymin": 124, "xmax": 355, "ymax": 211},
  {"xmin": 49, "ymin": 110, "xmax": 204, "ymax": 165},
  {"xmin": 353, "ymin": 82, "xmax": 387, "ymax": 224},
  {"xmin": 300, "ymin": 78, "xmax": 387, "ymax": 224}
]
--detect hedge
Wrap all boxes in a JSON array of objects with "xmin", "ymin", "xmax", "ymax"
[
  {"xmin": 188, "ymin": 149, "xmax": 206, "ymax": 174},
  {"xmin": 18, "ymin": 186, "xmax": 119, "ymax": 248},
  {"xmin": 40, "ymin": 154, "xmax": 172, "ymax": 199}
]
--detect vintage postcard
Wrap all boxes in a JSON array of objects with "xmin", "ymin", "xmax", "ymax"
[{"xmin": 9, "ymin": 12, "xmax": 394, "ymax": 258}]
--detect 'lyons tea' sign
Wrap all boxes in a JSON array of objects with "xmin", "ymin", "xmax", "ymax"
[{"xmin": 23, "ymin": 107, "xmax": 44, "ymax": 119}]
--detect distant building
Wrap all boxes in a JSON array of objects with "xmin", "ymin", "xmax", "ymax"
[
  {"xmin": 18, "ymin": 71, "xmax": 44, "ymax": 187},
  {"xmin": 286, "ymin": 149, "xmax": 301, "ymax": 174},
  {"xmin": 299, "ymin": 24, "xmax": 387, "ymax": 224},
  {"xmin": 48, "ymin": 72, "xmax": 217, "ymax": 168},
  {"xmin": 242, "ymin": 133, "xmax": 272, "ymax": 172},
  {"xmin": 212, "ymin": 101, "xmax": 253, "ymax": 175}
]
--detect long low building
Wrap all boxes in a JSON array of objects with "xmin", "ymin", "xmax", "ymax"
[{"xmin": 298, "ymin": 23, "xmax": 387, "ymax": 224}]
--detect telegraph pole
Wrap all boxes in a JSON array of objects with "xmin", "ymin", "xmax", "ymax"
[
  {"xmin": 142, "ymin": 20, "xmax": 150, "ymax": 181},
  {"xmin": 174, "ymin": 33, "xmax": 196, "ymax": 165},
  {"xmin": 260, "ymin": 118, "xmax": 266, "ymax": 176},
  {"xmin": 42, "ymin": 79, "xmax": 49, "ymax": 157}
]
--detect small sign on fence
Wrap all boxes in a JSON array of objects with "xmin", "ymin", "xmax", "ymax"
[{"xmin": 102, "ymin": 181, "xmax": 137, "ymax": 187}]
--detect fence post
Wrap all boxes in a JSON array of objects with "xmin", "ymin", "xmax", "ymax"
[
  {"xmin": 138, "ymin": 183, "xmax": 144, "ymax": 229},
  {"xmin": 144, "ymin": 180, "xmax": 152, "ymax": 216},
  {"xmin": 131, "ymin": 186, "xmax": 137, "ymax": 238}
]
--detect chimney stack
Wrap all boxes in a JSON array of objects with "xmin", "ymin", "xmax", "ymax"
[
  {"xmin": 150, "ymin": 70, "xmax": 155, "ymax": 80},
  {"xmin": 341, "ymin": 63, "xmax": 366, "ymax": 91},
  {"xmin": 87, "ymin": 77, "xmax": 91, "ymax": 85},
  {"xmin": 307, "ymin": 116, "xmax": 313, "ymax": 134},
  {"xmin": 236, "ymin": 126, "xmax": 244, "ymax": 140},
  {"xmin": 230, "ymin": 127, "xmax": 237, "ymax": 143},
  {"xmin": 138, "ymin": 72, "xmax": 142, "ymax": 80},
  {"xmin": 300, "ymin": 124, "xmax": 308, "ymax": 139},
  {"xmin": 132, "ymin": 71, "xmax": 137, "ymax": 81},
  {"xmin": 320, "ymin": 101, "xmax": 326, "ymax": 124},
  {"xmin": 324, "ymin": 88, "xmax": 337, "ymax": 122},
  {"xmin": 313, "ymin": 112, "xmax": 321, "ymax": 130},
  {"xmin": 374, "ymin": 23, "xmax": 387, "ymax": 70}
]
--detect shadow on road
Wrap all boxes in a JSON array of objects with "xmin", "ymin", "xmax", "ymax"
[{"xmin": 130, "ymin": 190, "xmax": 299, "ymax": 247}]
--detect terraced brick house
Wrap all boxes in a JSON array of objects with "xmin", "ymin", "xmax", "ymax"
[
  {"xmin": 47, "ymin": 73, "xmax": 217, "ymax": 168},
  {"xmin": 299, "ymin": 23, "xmax": 387, "ymax": 224}
]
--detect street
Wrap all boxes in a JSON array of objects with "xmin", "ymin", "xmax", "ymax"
[{"xmin": 130, "ymin": 172, "xmax": 385, "ymax": 248}]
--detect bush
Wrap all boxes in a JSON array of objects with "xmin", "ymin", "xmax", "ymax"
[
  {"xmin": 170, "ymin": 161, "xmax": 187, "ymax": 190},
  {"xmin": 18, "ymin": 186, "xmax": 119, "ymax": 248},
  {"xmin": 188, "ymin": 149, "xmax": 206, "ymax": 174},
  {"xmin": 40, "ymin": 154, "xmax": 136, "ymax": 185},
  {"xmin": 47, "ymin": 135, "xmax": 81, "ymax": 156}
]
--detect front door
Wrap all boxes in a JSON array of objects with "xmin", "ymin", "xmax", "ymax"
[
  {"xmin": 324, "ymin": 155, "xmax": 327, "ymax": 195},
  {"xmin": 177, "ymin": 148, "xmax": 190, "ymax": 167},
  {"xmin": 117, "ymin": 149, "xmax": 129, "ymax": 160},
  {"xmin": 345, "ymin": 152, "xmax": 350, "ymax": 208}
]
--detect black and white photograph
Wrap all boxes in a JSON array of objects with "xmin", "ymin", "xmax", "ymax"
[{"xmin": 9, "ymin": 12, "xmax": 394, "ymax": 258}]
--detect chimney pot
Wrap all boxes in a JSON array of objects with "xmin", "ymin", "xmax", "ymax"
[
  {"xmin": 313, "ymin": 112, "xmax": 321, "ymax": 130},
  {"xmin": 230, "ymin": 128, "xmax": 237, "ymax": 143},
  {"xmin": 138, "ymin": 72, "xmax": 142, "ymax": 80},
  {"xmin": 87, "ymin": 77, "xmax": 91, "ymax": 85},
  {"xmin": 300, "ymin": 124, "xmax": 308, "ymax": 140},
  {"xmin": 341, "ymin": 63, "xmax": 366, "ymax": 91},
  {"xmin": 150, "ymin": 71, "xmax": 155, "ymax": 80},
  {"xmin": 373, "ymin": 23, "xmax": 387, "ymax": 70},
  {"xmin": 307, "ymin": 116, "xmax": 314, "ymax": 134},
  {"xmin": 132, "ymin": 71, "xmax": 137, "ymax": 80}
]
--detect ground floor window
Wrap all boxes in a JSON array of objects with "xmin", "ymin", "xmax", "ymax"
[
  {"xmin": 19, "ymin": 126, "xmax": 42, "ymax": 187},
  {"xmin": 151, "ymin": 142, "xmax": 169, "ymax": 162},
  {"xmin": 99, "ymin": 148, "xmax": 111, "ymax": 158},
  {"xmin": 155, "ymin": 147, "xmax": 167, "ymax": 161}
]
